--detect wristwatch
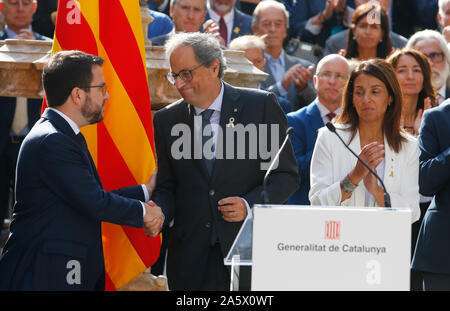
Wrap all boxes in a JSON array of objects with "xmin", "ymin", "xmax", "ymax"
[{"xmin": 340, "ymin": 175, "xmax": 357, "ymax": 194}]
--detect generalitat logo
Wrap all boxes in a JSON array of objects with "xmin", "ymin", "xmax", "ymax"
[{"xmin": 325, "ymin": 221, "xmax": 341, "ymax": 240}]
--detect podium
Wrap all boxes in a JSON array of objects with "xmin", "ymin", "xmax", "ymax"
[{"xmin": 225, "ymin": 204, "xmax": 412, "ymax": 291}]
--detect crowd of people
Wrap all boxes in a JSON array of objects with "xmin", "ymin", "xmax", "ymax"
[{"xmin": 0, "ymin": 0, "xmax": 449, "ymax": 291}]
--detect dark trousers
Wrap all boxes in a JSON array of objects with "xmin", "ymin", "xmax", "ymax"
[
  {"xmin": 422, "ymin": 272, "xmax": 450, "ymax": 291},
  {"xmin": 0, "ymin": 140, "xmax": 21, "ymax": 228},
  {"xmin": 410, "ymin": 201, "xmax": 430, "ymax": 291}
]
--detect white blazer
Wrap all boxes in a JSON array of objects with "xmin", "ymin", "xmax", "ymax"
[{"xmin": 309, "ymin": 124, "xmax": 420, "ymax": 223}]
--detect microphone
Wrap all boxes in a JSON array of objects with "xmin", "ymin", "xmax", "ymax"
[
  {"xmin": 325, "ymin": 122, "xmax": 391, "ymax": 208},
  {"xmin": 261, "ymin": 127, "xmax": 295, "ymax": 205}
]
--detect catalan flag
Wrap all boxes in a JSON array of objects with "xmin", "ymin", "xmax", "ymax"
[{"xmin": 45, "ymin": 0, "xmax": 161, "ymax": 290}]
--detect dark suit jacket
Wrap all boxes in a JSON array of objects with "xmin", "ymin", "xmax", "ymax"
[
  {"xmin": 286, "ymin": 99, "xmax": 323, "ymax": 205},
  {"xmin": 261, "ymin": 51, "xmax": 316, "ymax": 111},
  {"xmin": 412, "ymin": 102, "xmax": 450, "ymax": 275},
  {"xmin": 205, "ymin": 8, "xmax": 253, "ymax": 44},
  {"xmin": 0, "ymin": 109, "xmax": 145, "ymax": 290},
  {"xmin": 151, "ymin": 82, "xmax": 299, "ymax": 290},
  {"xmin": 323, "ymin": 29, "xmax": 407, "ymax": 56}
]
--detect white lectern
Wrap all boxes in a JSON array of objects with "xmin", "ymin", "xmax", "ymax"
[{"xmin": 225, "ymin": 204, "xmax": 412, "ymax": 291}]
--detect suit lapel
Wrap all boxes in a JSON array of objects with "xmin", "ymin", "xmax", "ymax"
[
  {"xmin": 43, "ymin": 109, "xmax": 102, "ymax": 186},
  {"xmin": 210, "ymin": 83, "xmax": 242, "ymax": 183}
]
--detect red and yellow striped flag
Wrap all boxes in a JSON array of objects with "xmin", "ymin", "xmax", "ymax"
[{"xmin": 46, "ymin": 0, "xmax": 161, "ymax": 290}]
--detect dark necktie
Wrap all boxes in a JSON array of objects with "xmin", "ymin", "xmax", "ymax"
[
  {"xmin": 327, "ymin": 112, "xmax": 336, "ymax": 122},
  {"xmin": 201, "ymin": 109, "xmax": 215, "ymax": 175},
  {"xmin": 76, "ymin": 132, "xmax": 100, "ymax": 183},
  {"xmin": 219, "ymin": 17, "xmax": 228, "ymax": 46},
  {"xmin": 201, "ymin": 109, "xmax": 218, "ymax": 245}
]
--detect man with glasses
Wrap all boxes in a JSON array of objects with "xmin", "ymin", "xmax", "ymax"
[
  {"xmin": 407, "ymin": 29, "xmax": 450, "ymax": 105},
  {"xmin": 151, "ymin": 32, "xmax": 299, "ymax": 290},
  {"xmin": 0, "ymin": 50, "xmax": 164, "ymax": 290},
  {"xmin": 285, "ymin": 54, "xmax": 350, "ymax": 205},
  {"xmin": 252, "ymin": 0, "xmax": 316, "ymax": 112},
  {"xmin": 0, "ymin": 0, "xmax": 52, "ymax": 238}
]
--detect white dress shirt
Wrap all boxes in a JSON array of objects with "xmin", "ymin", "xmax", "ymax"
[
  {"xmin": 193, "ymin": 82, "xmax": 253, "ymax": 219},
  {"xmin": 207, "ymin": 7, "xmax": 234, "ymax": 45}
]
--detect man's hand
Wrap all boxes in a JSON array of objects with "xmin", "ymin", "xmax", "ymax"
[
  {"xmin": 203, "ymin": 19, "xmax": 226, "ymax": 46},
  {"xmin": 143, "ymin": 201, "xmax": 164, "ymax": 237},
  {"xmin": 281, "ymin": 64, "xmax": 313, "ymax": 92},
  {"xmin": 14, "ymin": 29, "xmax": 37, "ymax": 40},
  {"xmin": 218, "ymin": 197, "xmax": 247, "ymax": 222}
]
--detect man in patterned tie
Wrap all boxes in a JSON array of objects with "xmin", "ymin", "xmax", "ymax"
[{"xmin": 285, "ymin": 54, "xmax": 350, "ymax": 205}]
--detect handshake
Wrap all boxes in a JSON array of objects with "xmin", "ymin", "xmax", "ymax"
[{"xmin": 143, "ymin": 201, "xmax": 164, "ymax": 237}]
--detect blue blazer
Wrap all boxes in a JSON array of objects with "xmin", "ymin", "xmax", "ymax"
[
  {"xmin": 0, "ymin": 109, "xmax": 145, "ymax": 290},
  {"xmin": 286, "ymin": 99, "xmax": 324, "ymax": 205},
  {"xmin": 412, "ymin": 102, "xmax": 450, "ymax": 274}
]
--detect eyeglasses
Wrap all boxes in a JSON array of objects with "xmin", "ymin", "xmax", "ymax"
[
  {"xmin": 166, "ymin": 63, "xmax": 204, "ymax": 85},
  {"xmin": 424, "ymin": 52, "xmax": 445, "ymax": 64},
  {"xmin": 81, "ymin": 84, "xmax": 107, "ymax": 95},
  {"xmin": 317, "ymin": 71, "xmax": 348, "ymax": 83}
]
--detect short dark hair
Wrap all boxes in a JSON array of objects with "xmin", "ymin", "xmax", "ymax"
[{"xmin": 42, "ymin": 50, "xmax": 104, "ymax": 108}]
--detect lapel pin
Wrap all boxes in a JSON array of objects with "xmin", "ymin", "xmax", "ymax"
[{"xmin": 226, "ymin": 117, "xmax": 235, "ymax": 128}]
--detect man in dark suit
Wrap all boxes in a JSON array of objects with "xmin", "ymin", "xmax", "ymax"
[
  {"xmin": 0, "ymin": 0, "xmax": 52, "ymax": 232},
  {"xmin": 151, "ymin": 32, "xmax": 299, "ymax": 290},
  {"xmin": 411, "ymin": 100, "xmax": 450, "ymax": 291},
  {"xmin": 0, "ymin": 50, "xmax": 163, "ymax": 290},
  {"xmin": 252, "ymin": 0, "xmax": 316, "ymax": 112},
  {"xmin": 205, "ymin": 0, "xmax": 253, "ymax": 46},
  {"xmin": 286, "ymin": 54, "xmax": 350, "ymax": 205}
]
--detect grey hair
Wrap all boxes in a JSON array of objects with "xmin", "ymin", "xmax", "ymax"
[
  {"xmin": 228, "ymin": 35, "xmax": 266, "ymax": 52},
  {"xmin": 406, "ymin": 29, "xmax": 450, "ymax": 66},
  {"xmin": 165, "ymin": 32, "xmax": 226, "ymax": 78},
  {"xmin": 406, "ymin": 29, "xmax": 450, "ymax": 88},
  {"xmin": 252, "ymin": 0, "xmax": 290, "ymax": 29},
  {"xmin": 170, "ymin": 0, "xmax": 207, "ymax": 10}
]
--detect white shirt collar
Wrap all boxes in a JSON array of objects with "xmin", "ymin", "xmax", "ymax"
[
  {"xmin": 207, "ymin": 6, "xmax": 234, "ymax": 25},
  {"xmin": 316, "ymin": 98, "xmax": 340, "ymax": 120},
  {"xmin": 193, "ymin": 81, "xmax": 224, "ymax": 116},
  {"xmin": 47, "ymin": 107, "xmax": 80, "ymax": 135},
  {"xmin": 5, "ymin": 25, "xmax": 32, "ymax": 38}
]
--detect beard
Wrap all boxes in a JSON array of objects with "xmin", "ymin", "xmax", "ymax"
[
  {"xmin": 432, "ymin": 61, "xmax": 450, "ymax": 90},
  {"xmin": 81, "ymin": 95, "xmax": 104, "ymax": 125},
  {"xmin": 212, "ymin": 1, "xmax": 233, "ymax": 14}
]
